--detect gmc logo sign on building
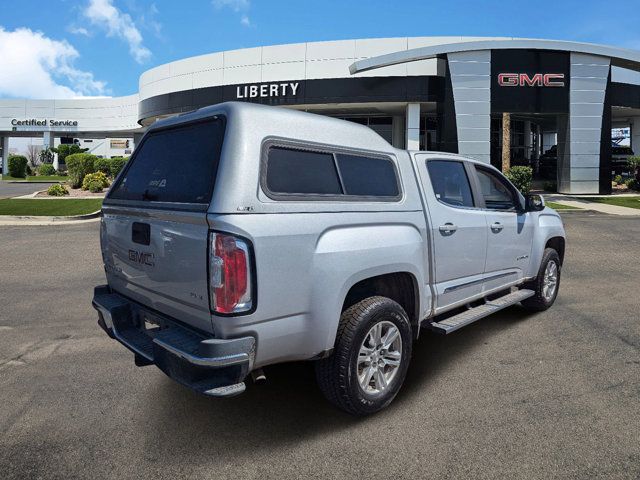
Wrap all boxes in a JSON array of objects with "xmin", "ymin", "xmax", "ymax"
[{"xmin": 498, "ymin": 73, "xmax": 565, "ymax": 87}]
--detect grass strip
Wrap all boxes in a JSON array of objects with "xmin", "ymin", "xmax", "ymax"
[{"xmin": 0, "ymin": 198, "xmax": 103, "ymax": 216}]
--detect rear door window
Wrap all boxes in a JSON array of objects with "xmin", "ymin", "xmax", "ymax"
[
  {"xmin": 109, "ymin": 118, "xmax": 225, "ymax": 204},
  {"xmin": 426, "ymin": 160, "xmax": 474, "ymax": 208}
]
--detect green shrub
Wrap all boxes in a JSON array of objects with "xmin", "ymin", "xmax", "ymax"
[
  {"xmin": 624, "ymin": 178, "xmax": 639, "ymax": 191},
  {"xmin": 38, "ymin": 163, "xmax": 56, "ymax": 176},
  {"xmin": 505, "ymin": 166, "xmax": 533, "ymax": 195},
  {"xmin": 543, "ymin": 181, "xmax": 557, "ymax": 192},
  {"xmin": 93, "ymin": 158, "xmax": 111, "ymax": 176},
  {"xmin": 83, "ymin": 178, "xmax": 105, "ymax": 193},
  {"xmin": 109, "ymin": 156, "xmax": 128, "ymax": 178},
  {"xmin": 627, "ymin": 156, "xmax": 640, "ymax": 170},
  {"xmin": 613, "ymin": 174, "xmax": 623, "ymax": 185},
  {"xmin": 54, "ymin": 144, "xmax": 88, "ymax": 165},
  {"xmin": 82, "ymin": 172, "xmax": 110, "ymax": 192},
  {"xmin": 47, "ymin": 184, "xmax": 69, "ymax": 196},
  {"xmin": 7, "ymin": 155, "xmax": 28, "ymax": 178},
  {"xmin": 66, "ymin": 153, "xmax": 97, "ymax": 188},
  {"xmin": 26, "ymin": 165, "xmax": 33, "ymax": 176},
  {"xmin": 39, "ymin": 148, "xmax": 54, "ymax": 165}
]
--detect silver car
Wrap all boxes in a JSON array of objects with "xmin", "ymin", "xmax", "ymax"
[{"xmin": 93, "ymin": 102, "xmax": 565, "ymax": 415}]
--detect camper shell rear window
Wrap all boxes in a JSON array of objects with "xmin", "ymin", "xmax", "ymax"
[{"xmin": 108, "ymin": 117, "xmax": 225, "ymax": 205}]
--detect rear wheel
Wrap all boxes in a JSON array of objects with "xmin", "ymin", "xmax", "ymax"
[
  {"xmin": 315, "ymin": 296, "xmax": 412, "ymax": 416},
  {"xmin": 521, "ymin": 248, "xmax": 561, "ymax": 311}
]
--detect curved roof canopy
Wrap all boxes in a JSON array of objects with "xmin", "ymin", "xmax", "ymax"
[{"xmin": 350, "ymin": 38, "xmax": 640, "ymax": 75}]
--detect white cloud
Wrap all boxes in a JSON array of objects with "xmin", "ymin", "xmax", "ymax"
[
  {"xmin": 213, "ymin": 0, "xmax": 250, "ymax": 12},
  {"xmin": 68, "ymin": 25, "xmax": 90, "ymax": 36},
  {"xmin": 83, "ymin": 0, "xmax": 151, "ymax": 63},
  {"xmin": 139, "ymin": 3, "xmax": 163, "ymax": 38},
  {"xmin": 0, "ymin": 27, "xmax": 108, "ymax": 99},
  {"xmin": 213, "ymin": 0, "xmax": 252, "ymax": 27}
]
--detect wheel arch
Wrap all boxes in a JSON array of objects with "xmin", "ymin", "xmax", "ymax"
[
  {"xmin": 545, "ymin": 236, "xmax": 566, "ymax": 265},
  {"xmin": 341, "ymin": 271, "xmax": 420, "ymax": 331}
]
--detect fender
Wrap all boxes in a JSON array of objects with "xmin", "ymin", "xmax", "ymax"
[
  {"xmin": 309, "ymin": 223, "xmax": 428, "ymax": 353},
  {"xmin": 526, "ymin": 209, "xmax": 566, "ymax": 278}
]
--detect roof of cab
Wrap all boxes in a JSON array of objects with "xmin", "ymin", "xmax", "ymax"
[{"xmin": 147, "ymin": 101, "xmax": 397, "ymax": 154}]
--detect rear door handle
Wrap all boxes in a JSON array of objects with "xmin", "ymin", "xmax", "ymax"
[
  {"xmin": 439, "ymin": 223, "xmax": 458, "ymax": 234},
  {"xmin": 490, "ymin": 222, "xmax": 504, "ymax": 232}
]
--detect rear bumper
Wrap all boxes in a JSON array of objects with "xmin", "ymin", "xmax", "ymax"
[{"xmin": 92, "ymin": 285, "xmax": 254, "ymax": 397}]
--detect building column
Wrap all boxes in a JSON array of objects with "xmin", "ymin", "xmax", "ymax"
[
  {"xmin": 1, "ymin": 137, "xmax": 9, "ymax": 176},
  {"xmin": 43, "ymin": 131, "xmax": 57, "ymax": 169},
  {"xmin": 406, "ymin": 103, "xmax": 420, "ymax": 150},
  {"xmin": 631, "ymin": 117, "xmax": 640, "ymax": 156},
  {"xmin": 133, "ymin": 133, "xmax": 144, "ymax": 152},
  {"xmin": 558, "ymin": 53, "xmax": 611, "ymax": 194},
  {"xmin": 447, "ymin": 51, "xmax": 491, "ymax": 163},
  {"xmin": 524, "ymin": 120, "xmax": 532, "ymax": 160}
]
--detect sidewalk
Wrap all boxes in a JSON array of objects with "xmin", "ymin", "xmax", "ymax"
[
  {"xmin": 544, "ymin": 194, "xmax": 640, "ymax": 216},
  {"xmin": 0, "ymin": 215, "xmax": 100, "ymax": 226}
]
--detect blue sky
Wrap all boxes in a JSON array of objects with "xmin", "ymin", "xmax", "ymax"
[{"xmin": 1, "ymin": 0, "xmax": 639, "ymax": 98}]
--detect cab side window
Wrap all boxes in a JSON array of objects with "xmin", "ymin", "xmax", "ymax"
[
  {"xmin": 474, "ymin": 167, "xmax": 518, "ymax": 211},
  {"xmin": 426, "ymin": 160, "xmax": 475, "ymax": 208}
]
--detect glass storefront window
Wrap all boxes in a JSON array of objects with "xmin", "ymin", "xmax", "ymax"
[{"xmin": 340, "ymin": 116, "xmax": 393, "ymax": 145}]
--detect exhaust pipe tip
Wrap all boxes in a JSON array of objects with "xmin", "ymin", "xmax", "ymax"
[{"xmin": 251, "ymin": 368, "xmax": 266, "ymax": 383}]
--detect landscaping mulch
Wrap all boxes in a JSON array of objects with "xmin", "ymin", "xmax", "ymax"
[{"xmin": 36, "ymin": 186, "xmax": 106, "ymax": 198}]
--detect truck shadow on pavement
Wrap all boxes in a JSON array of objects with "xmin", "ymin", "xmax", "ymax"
[{"xmin": 142, "ymin": 306, "xmax": 537, "ymax": 463}]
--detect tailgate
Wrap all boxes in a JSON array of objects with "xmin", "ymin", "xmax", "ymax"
[
  {"xmin": 100, "ymin": 206, "xmax": 213, "ymax": 333},
  {"xmin": 99, "ymin": 116, "xmax": 226, "ymax": 334}
]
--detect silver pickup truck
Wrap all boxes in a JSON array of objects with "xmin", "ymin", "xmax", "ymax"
[{"xmin": 93, "ymin": 102, "xmax": 565, "ymax": 415}]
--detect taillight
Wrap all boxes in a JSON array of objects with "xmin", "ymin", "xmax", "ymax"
[{"xmin": 209, "ymin": 232, "xmax": 253, "ymax": 314}]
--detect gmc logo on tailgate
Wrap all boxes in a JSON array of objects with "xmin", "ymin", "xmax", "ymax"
[
  {"xmin": 498, "ymin": 73, "xmax": 565, "ymax": 87},
  {"xmin": 128, "ymin": 249, "xmax": 155, "ymax": 267}
]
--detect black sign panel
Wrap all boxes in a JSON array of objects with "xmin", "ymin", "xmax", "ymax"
[
  {"xmin": 491, "ymin": 50, "xmax": 570, "ymax": 114},
  {"xmin": 139, "ymin": 76, "xmax": 444, "ymax": 122}
]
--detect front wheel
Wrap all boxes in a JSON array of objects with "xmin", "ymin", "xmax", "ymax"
[
  {"xmin": 315, "ymin": 296, "xmax": 413, "ymax": 416},
  {"xmin": 521, "ymin": 248, "xmax": 561, "ymax": 311}
]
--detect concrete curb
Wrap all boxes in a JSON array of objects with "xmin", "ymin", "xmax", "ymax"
[
  {"xmin": 13, "ymin": 190, "xmax": 44, "ymax": 199},
  {"xmin": 13, "ymin": 190, "xmax": 106, "ymax": 199},
  {"xmin": 555, "ymin": 209, "xmax": 599, "ymax": 214},
  {"xmin": 6, "ymin": 180, "xmax": 63, "ymax": 183},
  {"xmin": 0, "ymin": 210, "xmax": 102, "ymax": 226}
]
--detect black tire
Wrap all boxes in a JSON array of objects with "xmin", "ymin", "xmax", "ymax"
[
  {"xmin": 315, "ymin": 296, "xmax": 413, "ymax": 416},
  {"xmin": 521, "ymin": 248, "xmax": 561, "ymax": 311}
]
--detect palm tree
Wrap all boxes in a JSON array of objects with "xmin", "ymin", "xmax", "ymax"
[{"xmin": 501, "ymin": 112, "xmax": 511, "ymax": 172}]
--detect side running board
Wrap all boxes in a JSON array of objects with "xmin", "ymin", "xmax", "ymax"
[{"xmin": 426, "ymin": 289, "xmax": 535, "ymax": 335}]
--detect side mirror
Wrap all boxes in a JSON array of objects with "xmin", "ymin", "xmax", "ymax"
[{"xmin": 525, "ymin": 193, "xmax": 545, "ymax": 212}]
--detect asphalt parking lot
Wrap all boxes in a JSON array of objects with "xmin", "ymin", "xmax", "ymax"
[
  {"xmin": 0, "ymin": 181, "xmax": 55, "ymax": 199},
  {"xmin": 0, "ymin": 213, "xmax": 638, "ymax": 479}
]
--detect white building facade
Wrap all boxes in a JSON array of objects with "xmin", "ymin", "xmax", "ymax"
[{"xmin": 2, "ymin": 36, "xmax": 640, "ymax": 194}]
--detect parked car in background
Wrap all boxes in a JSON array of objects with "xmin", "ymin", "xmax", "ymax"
[{"xmin": 93, "ymin": 102, "xmax": 566, "ymax": 415}]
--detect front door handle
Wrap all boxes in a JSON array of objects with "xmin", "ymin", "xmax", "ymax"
[
  {"xmin": 439, "ymin": 223, "xmax": 458, "ymax": 234},
  {"xmin": 490, "ymin": 222, "xmax": 504, "ymax": 232}
]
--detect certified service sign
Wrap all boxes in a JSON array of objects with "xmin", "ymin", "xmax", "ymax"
[{"xmin": 11, "ymin": 119, "xmax": 79, "ymax": 127}]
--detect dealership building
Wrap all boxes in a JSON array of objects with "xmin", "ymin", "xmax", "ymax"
[{"xmin": 2, "ymin": 36, "xmax": 640, "ymax": 194}]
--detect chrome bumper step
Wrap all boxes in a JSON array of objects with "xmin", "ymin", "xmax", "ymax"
[{"xmin": 426, "ymin": 289, "xmax": 535, "ymax": 335}]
